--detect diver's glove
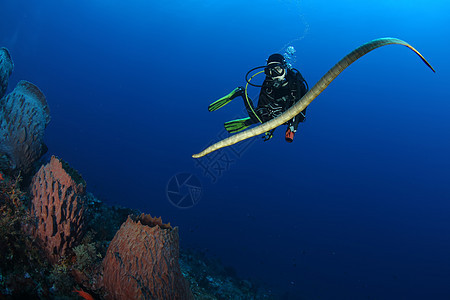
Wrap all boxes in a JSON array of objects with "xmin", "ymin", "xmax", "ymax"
[
  {"xmin": 285, "ymin": 127, "xmax": 295, "ymax": 143},
  {"xmin": 262, "ymin": 129, "xmax": 275, "ymax": 142}
]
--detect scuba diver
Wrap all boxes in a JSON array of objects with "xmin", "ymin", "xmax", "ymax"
[{"xmin": 208, "ymin": 53, "xmax": 308, "ymax": 142}]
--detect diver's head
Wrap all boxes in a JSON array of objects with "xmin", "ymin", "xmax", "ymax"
[{"xmin": 265, "ymin": 53, "xmax": 287, "ymax": 80}]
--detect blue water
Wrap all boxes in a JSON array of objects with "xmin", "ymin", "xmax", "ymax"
[{"xmin": 2, "ymin": 0, "xmax": 450, "ymax": 298}]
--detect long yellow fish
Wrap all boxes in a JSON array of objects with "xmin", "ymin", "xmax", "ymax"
[{"xmin": 193, "ymin": 37, "xmax": 435, "ymax": 158}]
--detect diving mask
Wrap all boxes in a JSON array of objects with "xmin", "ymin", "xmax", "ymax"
[{"xmin": 264, "ymin": 62, "xmax": 286, "ymax": 80}]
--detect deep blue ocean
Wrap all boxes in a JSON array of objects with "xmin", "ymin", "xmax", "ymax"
[{"xmin": 1, "ymin": 0, "xmax": 449, "ymax": 299}]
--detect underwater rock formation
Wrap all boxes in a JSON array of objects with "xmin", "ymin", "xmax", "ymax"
[
  {"xmin": 102, "ymin": 214, "xmax": 193, "ymax": 300},
  {"xmin": 0, "ymin": 47, "xmax": 13, "ymax": 99},
  {"xmin": 30, "ymin": 156, "xmax": 86, "ymax": 263},
  {"xmin": 0, "ymin": 80, "xmax": 50, "ymax": 174}
]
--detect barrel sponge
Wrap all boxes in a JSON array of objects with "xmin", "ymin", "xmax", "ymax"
[
  {"xmin": 0, "ymin": 47, "xmax": 13, "ymax": 99},
  {"xmin": 30, "ymin": 156, "xmax": 86, "ymax": 263},
  {"xmin": 102, "ymin": 214, "xmax": 193, "ymax": 300},
  {"xmin": 0, "ymin": 80, "xmax": 50, "ymax": 174}
]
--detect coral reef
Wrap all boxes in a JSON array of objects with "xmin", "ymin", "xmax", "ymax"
[
  {"xmin": 0, "ymin": 47, "xmax": 13, "ymax": 99},
  {"xmin": 0, "ymin": 172, "xmax": 49, "ymax": 298},
  {"xmin": 0, "ymin": 47, "xmax": 278, "ymax": 299},
  {"xmin": 30, "ymin": 156, "xmax": 87, "ymax": 264},
  {"xmin": 45, "ymin": 193, "xmax": 136, "ymax": 298},
  {"xmin": 180, "ymin": 249, "xmax": 277, "ymax": 300},
  {"xmin": 1, "ymin": 169, "xmax": 276, "ymax": 299},
  {"xmin": 0, "ymin": 80, "xmax": 50, "ymax": 174},
  {"xmin": 102, "ymin": 214, "xmax": 194, "ymax": 300}
]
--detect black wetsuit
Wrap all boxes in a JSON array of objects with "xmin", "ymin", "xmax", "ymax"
[{"xmin": 243, "ymin": 68, "xmax": 308, "ymax": 132}]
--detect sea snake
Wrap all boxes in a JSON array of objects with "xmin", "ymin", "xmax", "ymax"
[{"xmin": 192, "ymin": 37, "xmax": 435, "ymax": 158}]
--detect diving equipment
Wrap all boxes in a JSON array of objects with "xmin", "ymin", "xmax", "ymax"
[
  {"xmin": 285, "ymin": 127, "xmax": 295, "ymax": 143},
  {"xmin": 267, "ymin": 53, "xmax": 286, "ymax": 65},
  {"xmin": 265, "ymin": 53, "xmax": 287, "ymax": 80},
  {"xmin": 208, "ymin": 87, "xmax": 244, "ymax": 112},
  {"xmin": 245, "ymin": 53, "xmax": 289, "ymax": 87},
  {"xmin": 224, "ymin": 117, "xmax": 251, "ymax": 133},
  {"xmin": 263, "ymin": 129, "xmax": 275, "ymax": 141},
  {"xmin": 265, "ymin": 63, "xmax": 286, "ymax": 80}
]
